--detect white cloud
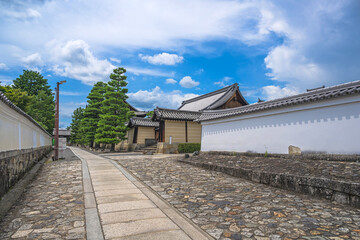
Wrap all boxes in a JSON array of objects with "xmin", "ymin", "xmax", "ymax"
[
  {"xmin": 127, "ymin": 86, "xmax": 198, "ymax": 110},
  {"xmin": 139, "ymin": 53, "xmax": 184, "ymax": 65},
  {"xmin": 195, "ymin": 68, "xmax": 204, "ymax": 75},
  {"xmin": 1, "ymin": 0, "xmax": 360, "ymax": 91},
  {"xmin": 165, "ymin": 78, "xmax": 177, "ymax": 84},
  {"xmin": 49, "ymin": 40, "xmax": 115, "ymax": 85},
  {"xmin": 0, "ymin": 63, "xmax": 7, "ymax": 70},
  {"xmin": 265, "ymin": 45, "xmax": 326, "ymax": 87},
  {"xmin": 21, "ymin": 53, "xmax": 43, "ymax": 66},
  {"xmin": 214, "ymin": 76, "xmax": 232, "ymax": 87},
  {"xmin": 0, "ymin": 8, "xmax": 41, "ymax": 20},
  {"xmin": 125, "ymin": 66, "xmax": 174, "ymax": 77},
  {"xmin": 0, "ymin": 0, "xmax": 275, "ymax": 52},
  {"xmin": 110, "ymin": 57, "xmax": 121, "ymax": 64},
  {"xmin": 262, "ymin": 85, "xmax": 299, "ymax": 100},
  {"xmin": 261, "ymin": 1, "xmax": 360, "ymax": 89},
  {"xmin": 179, "ymin": 76, "xmax": 199, "ymax": 88}
]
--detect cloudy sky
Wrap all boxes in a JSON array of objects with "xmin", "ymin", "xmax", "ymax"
[{"xmin": 1, "ymin": 0, "xmax": 359, "ymax": 127}]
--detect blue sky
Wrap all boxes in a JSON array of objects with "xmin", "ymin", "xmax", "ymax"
[{"xmin": 1, "ymin": 0, "xmax": 360, "ymax": 127}]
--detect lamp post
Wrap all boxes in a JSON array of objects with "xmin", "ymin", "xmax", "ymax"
[{"xmin": 54, "ymin": 80, "xmax": 66, "ymax": 160}]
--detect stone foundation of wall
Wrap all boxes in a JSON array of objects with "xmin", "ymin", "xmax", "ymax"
[
  {"xmin": 156, "ymin": 142, "xmax": 179, "ymax": 154},
  {"xmin": 0, "ymin": 146, "xmax": 52, "ymax": 199},
  {"xmin": 179, "ymin": 158, "xmax": 360, "ymax": 208}
]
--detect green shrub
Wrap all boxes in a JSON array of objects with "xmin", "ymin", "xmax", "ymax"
[{"xmin": 178, "ymin": 143, "xmax": 201, "ymax": 153}]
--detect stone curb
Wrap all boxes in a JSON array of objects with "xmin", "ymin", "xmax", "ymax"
[
  {"xmin": 103, "ymin": 156, "xmax": 214, "ymax": 240},
  {"xmin": 0, "ymin": 151, "xmax": 52, "ymax": 221},
  {"xmin": 179, "ymin": 159, "xmax": 360, "ymax": 208}
]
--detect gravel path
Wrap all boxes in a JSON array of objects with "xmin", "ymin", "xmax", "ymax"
[
  {"xmin": 0, "ymin": 156, "xmax": 85, "ymax": 239},
  {"xmin": 109, "ymin": 154, "xmax": 360, "ymax": 240}
]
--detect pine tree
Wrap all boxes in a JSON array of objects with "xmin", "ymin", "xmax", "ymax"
[
  {"xmin": 69, "ymin": 107, "xmax": 85, "ymax": 144},
  {"xmin": 81, "ymin": 81, "xmax": 107, "ymax": 147},
  {"xmin": 95, "ymin": 67, "xmax": 131, "ymax": 151},
  {"xmin": 13, "ymin": 70, "xmax": 52, "ymax": 96}
]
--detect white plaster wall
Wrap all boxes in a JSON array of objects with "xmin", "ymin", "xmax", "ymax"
[
  {"xmin": 201, "ymin": 95, "xmax": 360, "ymax": 154},
  {"xmin": 0, "ymin": 101, "xmax": 52, "ymax": 151}
]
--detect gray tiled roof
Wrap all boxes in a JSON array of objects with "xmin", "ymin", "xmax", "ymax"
[
  {"xmin": 129, "ymin": 117, "xmax": 159, "ymax": 127},
  {"xmin": 178, "ymin": 83, "xmax": 248, "ymax": 111},
  {"xmin": 0, "ymin": 91, "xmax": 52, "ymax": 136},
  {"xmin": 153, "ymin": 107, "xmax": 202, "ymax": 121},
  {"xmin": 198, "ymin": 80, "xmax": 360, "ymax": 122}
]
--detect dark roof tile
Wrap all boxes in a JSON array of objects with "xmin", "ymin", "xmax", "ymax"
[
  {"xmin": 153, "ymin": 107, "xmax": 202, "ymax": 121},
  {"xmin": 198, "ymin": 80, "xmax": 360, "ymax": 121},
  {"xmin": 129, "ymin": 117, "xmax": 159, "ymax": 127}
]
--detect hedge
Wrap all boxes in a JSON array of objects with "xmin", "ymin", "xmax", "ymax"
[{"xmin": 178, "ymin": 143, "xmax": 201, "ymax": 153}]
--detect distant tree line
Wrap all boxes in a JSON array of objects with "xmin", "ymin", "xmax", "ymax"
[
  {"xmin": 0, "ymin": 70, "xmax": 55, "ymax": 134},
  {"xmin": 69, "ymin": 67, "xmax": 133, "ymax": 151}
]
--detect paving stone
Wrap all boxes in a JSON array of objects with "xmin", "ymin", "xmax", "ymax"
[
  {"xmin": 98, "ymin": 200, "xmax": 156, "ymax": 213},
  {"xmin": 100, "ymin": 208, "xmax": 166, "ymax": 225},
  {"xmin": 116, "ymin": 229, "xmax": 191, "ymax": 240},
  {"xmin": 96, "ymin": 193, "xmax": 148, "ymax": 204},
  {"xmin": 0, "ymin": 156, "xmax": 85, "ymax": 240},
  {"xmin": 102, "ymin": 217, "xmax": 179, "ymax": 239},
  {"xmin": 108, "ymin": 153, "xmax": 360, "ymax": 240},
  {"xmin": 94, "ymin": 188, "xmax": 142, "ymax": 197},
  {"xmin": 11, "ymin": 229, "xmax": 33, "ymax": 238},
  {"xmin": 92, "ymin": 183, "xmax": 136, "ymax": 191}
]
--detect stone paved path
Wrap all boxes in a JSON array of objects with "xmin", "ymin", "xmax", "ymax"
[
  {"xmin": 71, "ymin": 147, "xmax": 211, "ymax": 240},
  {"xmin": 107, "ymin": 153, "xmax": 360, "ymax": 240},
  {"xmin": 0, "ymin": 154, "xmax": 85, "ymax": 239}
]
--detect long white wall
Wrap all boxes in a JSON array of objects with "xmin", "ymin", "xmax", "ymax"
[
  {"xmin": 0, "ymin": 101, "xmax": 52, "ymax": 152},
  {"xmin": 201, "ymin": 95, "xmax": 360, "ymax": 154}
]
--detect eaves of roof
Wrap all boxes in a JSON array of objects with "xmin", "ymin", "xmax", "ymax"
[
  {"xmin": 204, "ymin": 85, "xmax": 248, "ymax": 110},
  {"xmin": 129, "ymin": 117, "xmax": 159, "ymax": 127},
  {"xmin": 198, "ymin": 80, "xmax": 360, "ymax": 122},
  {"xmin": 153, "ymin": 107, "xmax": 202, "ymax": 121}
]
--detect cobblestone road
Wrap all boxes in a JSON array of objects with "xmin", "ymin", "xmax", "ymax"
[
  {"xmin": 0, "ymin": 157, "xmax": 85, "ymax": 239},
  {"xmin": 109, "ymin": 154, "xmax": 360, "ymax": 240}
]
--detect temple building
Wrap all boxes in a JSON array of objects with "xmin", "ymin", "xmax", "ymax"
[{"xmin": 152, "ymin": 83, "xmax": 248, "ymax": 153}]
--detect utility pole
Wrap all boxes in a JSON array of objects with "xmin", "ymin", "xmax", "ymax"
[{"xmin": 54, "ymin": 80, "xmax": 66, "ymax": 160}]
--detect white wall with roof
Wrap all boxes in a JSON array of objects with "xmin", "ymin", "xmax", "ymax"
[
  {"xmin": 0, "ymin": 100, "xmax": 52, "ymax": 152},
  {"xmin": 200, "ymin": 95, "xmax": 360, "ymax": 154}
]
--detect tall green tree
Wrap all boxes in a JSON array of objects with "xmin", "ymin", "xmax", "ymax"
[
  {"xmin": 0, "ymin": 85, "xmax": 33, "ymax": 112},
  {"xmin": 69, "ymin": 107, "xmax": 85, "ymax": 144},
  {"xmin": 28, "ymin": 90, "xmax": 55, "ymax": 133},
  {"xmin": 13, "ymin": 70, "xmax": 52, "ymax": 96},
  {"xmin": 81, "ymin": 81, "xmax": 107, "ymax": 147},
  {"xmin": 9, "ymin": 70, "xmax": 56, "ymax": 134},
  {"xmin": 95, "ymin": 67, "xmax": 131, "ymax": 151}
]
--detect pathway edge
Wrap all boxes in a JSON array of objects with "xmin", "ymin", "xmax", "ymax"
[{"xmin": 69, "ymin": 147, "xmax": 104, "ymax": 240}]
